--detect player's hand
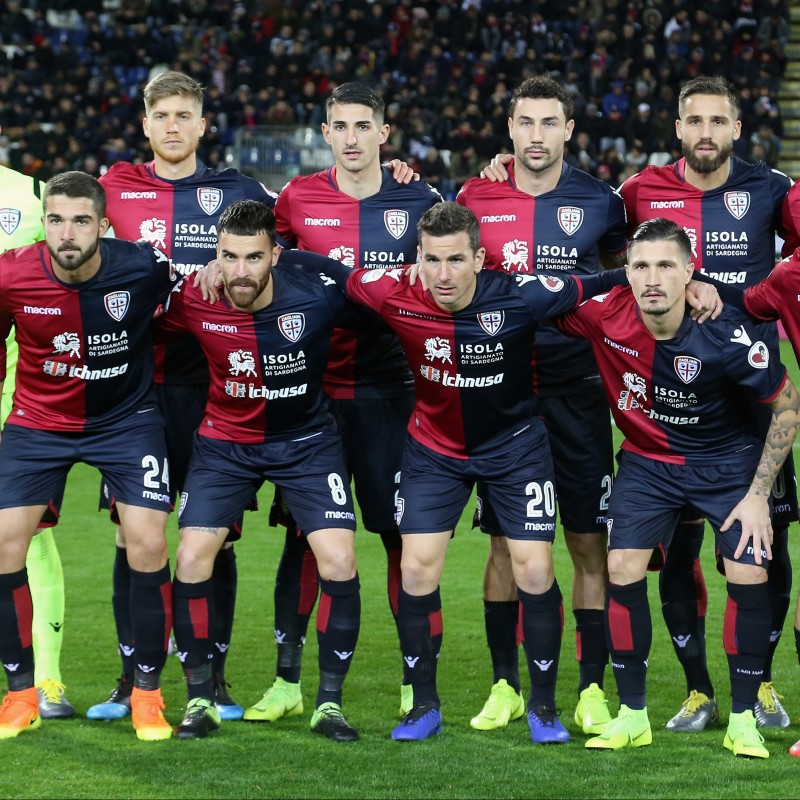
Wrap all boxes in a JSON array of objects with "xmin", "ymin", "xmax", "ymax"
[
  {"xmin": 194, "ymin": 258, "xmax": 223, "ymax": 303},
  {"xmin": 385, "ymin": 159, "xmax": 420, "ymax": 183},
  {"xmin": 405, "ymin": 248, "xmax": 428, "ymax": 290},
  {"xmin": 480, "ymin": 153, "xmax": 513, "ymax": 182},
  {"xmin": 721, "ymin": 492, "xmax": 773, "ymax": 564},
  {"xmin": 686, "ymin": 279, "xmax": 723, "ymax": 323}
]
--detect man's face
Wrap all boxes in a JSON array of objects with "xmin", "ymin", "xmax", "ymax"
[
  {"xmin": 676, "ymin": 93, "xmax": 741, "ymax": 174},
  {"xmin": 143, "ymin": 95, "xmax": 206, "ymax": 165},
  {"xmin": 322, "ymin": 103, "xmax": 388, "ymax": 175},
  {"xmin": 419, "ymin": 231, "xmax": 484, "ymax": 313},
  {"xmin": 218, "ymin": 231, "xmax": 280, "ymax": 310},
  {"xmin": 509, "ymin": 97, "xmax": 574, "ymax": 176},
  {"xmin": 626, "ymin": 239, "xmax": 693, "ymax": 318},
  {"xmin": 44, "ymin": 194, "xmax": 108, "ymax": 274}
]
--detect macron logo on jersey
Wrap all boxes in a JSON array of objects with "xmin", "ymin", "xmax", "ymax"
[
  {"xmin": 305, "ymin": 217, "xmax": 340, "ymax": 227},
  {"xmin": 481, "ymin": 214, "xmax": 516, "ymax": 223},
  {"xmin": 120, "ymin": 191, "xmax": 156, "ymax": 200}
]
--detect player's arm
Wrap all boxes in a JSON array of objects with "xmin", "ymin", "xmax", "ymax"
[{"xmin": 721, "ymin": 375, "xmax": 800, "ymax": 563}]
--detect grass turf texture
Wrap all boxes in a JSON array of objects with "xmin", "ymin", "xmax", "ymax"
[{"xmin": 7, "ymin": 341, "xmax": 800, "ymax": 799}]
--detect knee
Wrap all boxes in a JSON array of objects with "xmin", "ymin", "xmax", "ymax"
[
  {"xmin": 175, "ymin": 539, "xmax": 213, "ymax": 583},
  {"xmin": 315, "ymin": 547, "xmax": 356, "ymax": 583}
]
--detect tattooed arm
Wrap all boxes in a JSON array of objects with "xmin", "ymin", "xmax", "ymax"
[{"xmin": 722, "ymin": 377, "xmax": 800, "ymax": 563}]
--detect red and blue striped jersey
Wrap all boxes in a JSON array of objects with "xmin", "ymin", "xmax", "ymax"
[
  {"xmin": 101, "ymin": 160, "xmax": 277, "ymax": 385},
  {"xmin": 0, "ymin": 239, "xmax": 174, "ymax": 432},
  {"xmin": 457, "ymin": 162, "xmax": 627, "ymax": 396},
  {"xmin": 157, "ymin": 250, "xmax": 349, "ymax": 444},
  {"xmin": 275, "ymin": 166, "xmax": 440, "ymax": 400},
  {"xmin": 556, "ymin": 287, "xmax": 787, "ymax": 465}
]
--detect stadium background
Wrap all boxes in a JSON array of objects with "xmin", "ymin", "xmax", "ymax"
[{"xmin": 3, "ymin": 1, "xmax": 800, "ymax": 798}]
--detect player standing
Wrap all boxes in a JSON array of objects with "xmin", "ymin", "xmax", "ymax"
[
  {"xmin": 248, "ymin": 82, "xmax": 439, "ymax": 723},
  {"xmin": 0, "ymin": 166, "xmax": 73, "ymax": 720},
  {"xmin": 160, "ymin": 200, "xmax": 361, "ymax": 741},
  {"xmin": 554, "ymin": 218, "xmax": 800, "ymax": 757},
  {"xmin": 618, "ymin": 76, "xmax": 796, "ymax": 731},
  {"xmin": 87, "ymin": 71, "xmax": 277, "ymax": 722},
  {"xmin": 457, "ymin": 76, "xmax": 627, "ymax": 734},
  {"xmin": 0, "ymin": 172, "xmax": 175, "ymax": 741}
]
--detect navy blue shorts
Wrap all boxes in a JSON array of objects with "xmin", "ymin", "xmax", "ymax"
[
  {"xmin": 476, "ymin": 390, "xmax": 613, "ymax": 535},
  {"xmin": 0, "ymin": 412, "xmax": 171, "ymax": 515},
  {"xmin": 397, "ymin": 423, "xmax": 557, "ymax": 541},
  {"xmin": 179, "ymin": 423, "xmax": 355, "ymax": 534},
  {"xmin": 607, "ymin": 449, "xmax": 768, "ymax": 568},
  {"xmin": 330, "ymin": 394, "xmax": 414, "ymax": 533}
]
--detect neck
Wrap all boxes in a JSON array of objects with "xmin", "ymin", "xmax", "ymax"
[
  {"xmin": 334, "ymin": 164, "xmax": 383, "ymax": 200},
  {"xmin": 683, "ymin": 158, "xmax": 732, "ymax": 191},
  {"xmin": 153, "ymin": 154, "xmax": 198, "ymax": 180},
  {"xmin": 513, "ymin": 156, "xmax": 563, "ymax": 196},
  {"xmin": 640, "ymin": 305, "xmax": 685, "ymax": 340}
]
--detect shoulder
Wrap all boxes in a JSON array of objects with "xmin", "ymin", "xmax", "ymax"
[{"xmin": 101, "ymin": 161, "xmax": 146, "ymax": 186}]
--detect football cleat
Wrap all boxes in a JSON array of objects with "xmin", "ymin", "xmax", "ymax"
[
  {"xmin": 754, "ymin": 682, "xmax": 790, "ymax": 729},
  {"xmin": 724, "ymin": 710, "xmax": 769, "ymax": 759},
  {"xmin": 213, "ymin": 676, "xmax": 244, "ymax": 721},
  {"xmin": 527, "ymin": 704, "xmax": 570, "ymax": 744},
  {"xmin": 585, "ymin": 705, "xmax": 651, "ymax": 750},
  {"xmin": 470, "ymin": 679, "xmax": 524, "ymax": 731},
  {"xmin": 175, "ymin": 697, "xmax": 221, "ymax": 740},
  {"xmin": 86, "ymin": 676, "xmax": 133, "ymax": 720},
  {"xmin": 399, "ymin": 684, "xmax": 413, "ymax": 718},
  {"xmin": 665, "ymin": 690, "xmax": 719, "ymax": 732},
  {"xmin": 310, "ymin": 702, "xmax": 359, "ymax": 742},
  {"xmin": 574, "ymin": 683, "xmax": 612, "ymax": 735},
  {"xmin": 243, "ymin": 677, "xmax": 303, "ymax": 722},
  {"xmin": 36, "ymin": 680, "xmax": 75, "ymax": 719},
  {"xmin": 392, "ymin": 703, "xmax": 443, "ymax": 741},
  {"xmin": 0, "ymin": 688, "xmax": 41, "ymax": 739},
  {"xmin": 131, "ymin": 687, "xmax": 172, "ymax": 741}
]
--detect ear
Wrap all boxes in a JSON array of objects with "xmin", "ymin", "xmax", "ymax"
[
  {"xmin": 564, "ymin": 118, "xmax": 575, "ymax": 142},
  {"xmin": 379, "ymin": 123, "xmax": 390, "ymax": 144},
  {"xmin": 98, "ymin": 216, "xmax": 110, "ymax": 238}
]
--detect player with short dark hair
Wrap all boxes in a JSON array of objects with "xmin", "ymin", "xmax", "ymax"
[
  {"xmin": 252, "ymin": 82, "xmax": 439, "ymax": 723},
  {"xmin": 0, "ymin": 171, "xmax": 176, "ymax": 741},
  {"xmin": 87, "ymin": 70, "xmax": 277, "ymax": 723},
  {"xmin": 159, "ymin": 200, "xmax": 362, "ymax": 742},
  {"xmin": 458, "ymin": 74, "xmax": 627, "ymax": 734},
  {"xmin": 618, "ymin": 75, "xmax": 796, "ymax": 732},
  {"xmin": 336, "ymin": 201, "xmax": 631, "ymax": 743},
  {"xmin": 554, "ymin": 217, "xmax": 800, "ymax": 757}
]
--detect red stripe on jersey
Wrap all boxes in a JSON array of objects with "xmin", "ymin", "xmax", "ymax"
[{"xmin": 608, "ymin": 595, "xmax": 634, "ymax": 652}]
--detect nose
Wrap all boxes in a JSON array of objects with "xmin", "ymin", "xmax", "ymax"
[
  {"xmin": 167, "ymin": 115, "xmax": 179, "ymax": 132},
  {"xmin": 438, "ymin": 262, "xmax": 452, "ymax": 282},
  {"xmin": 345, "ymin": 126, "xmax": 357, "ymax": 146}
]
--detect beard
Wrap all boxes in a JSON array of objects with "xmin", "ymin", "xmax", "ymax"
[
  {"xmin": 224, "ymin": 275, "xmax": 270, "ymax": 309},
  {"xmin": 47, "ymin": 239, "xmax": 99, "ymax": 273},
  {"xmin": 682, "ymin": 139, "xmax": 733, "ymax": 174}
]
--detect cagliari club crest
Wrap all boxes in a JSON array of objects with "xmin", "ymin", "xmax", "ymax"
[
  {"xmin": 0, "ymin": 208, "xmax": 21, "ymax": 236},
  {"xmin": 557, "ymin": 206, "xmax": 583, "ymax": 236},
  {"xmin": 674, "ymin": 356, "xmax": 701, "ymax": 384},
  {"xmin": 104, "ymin": 291, "xmax": 130, "ymax": 322},
  {"xmin": 724, "ymin": 191, "xmax": 750, "ymax": 220},
  {"xmin": 384, "ymin": 209, "xmax": 408, "ymax": 240},
  {"xmin": 197, "ymin": 187, "xmax": 223, "ymax": 216},
  {"xmin": 478, "ymin": 311, "xmax": 505, "ymax": 336},
  {"xmin": 278, "ymin": 312, "xmax": 305, "ymax": 342}
]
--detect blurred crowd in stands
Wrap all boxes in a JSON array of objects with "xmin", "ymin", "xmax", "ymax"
[{"xmin": 0, "ymin": 0, "xmax": 791, "ymax": 196}]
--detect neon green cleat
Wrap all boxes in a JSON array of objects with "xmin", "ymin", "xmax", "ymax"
[
  {"xmin": 724, "ymin": 710, "xmax": 769, "ymax": 759},
  {"xmin": 574, "ymin": 683, "xmax": 612, "ymax": 735},
  {"xmin": 175, "ymin": 697, "xmax": 221, "ymax": 739},
  {"xmin": 243, "ymin": 678, "xmax": 303, "ymax": 722},
  {"xmin": 399, "ymin": 684, "xmax": 413, "ymax": 717},
  {"xmin": 310, "ymin": 702, "xmax": 359, "ymax": 742},
  {"xmin": 470, "ymin": 679, "xmax": 525, "ymax": 731},
  {"xmin": 585, "ymin": 705, "xmax": 652, "ymax": 750}
]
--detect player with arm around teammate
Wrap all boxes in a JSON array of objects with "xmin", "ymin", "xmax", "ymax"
[
  {"xmin": 338, "ymin": 202, "xmax": 630, "ymax": 742},
  {"xmin": 554, "ymin": 218, "xmax": 800, "ymax": 757},
  {"xmin": 88, "ymin": 71, "xmax": 278, "ymax": 722},
  {"xmin": 159, "ymin": 199, "xmax": 361, "ymax": 742},
  {"xmin": 0, "ymin": 171, "xmax": 176, "ymax": 741}
]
